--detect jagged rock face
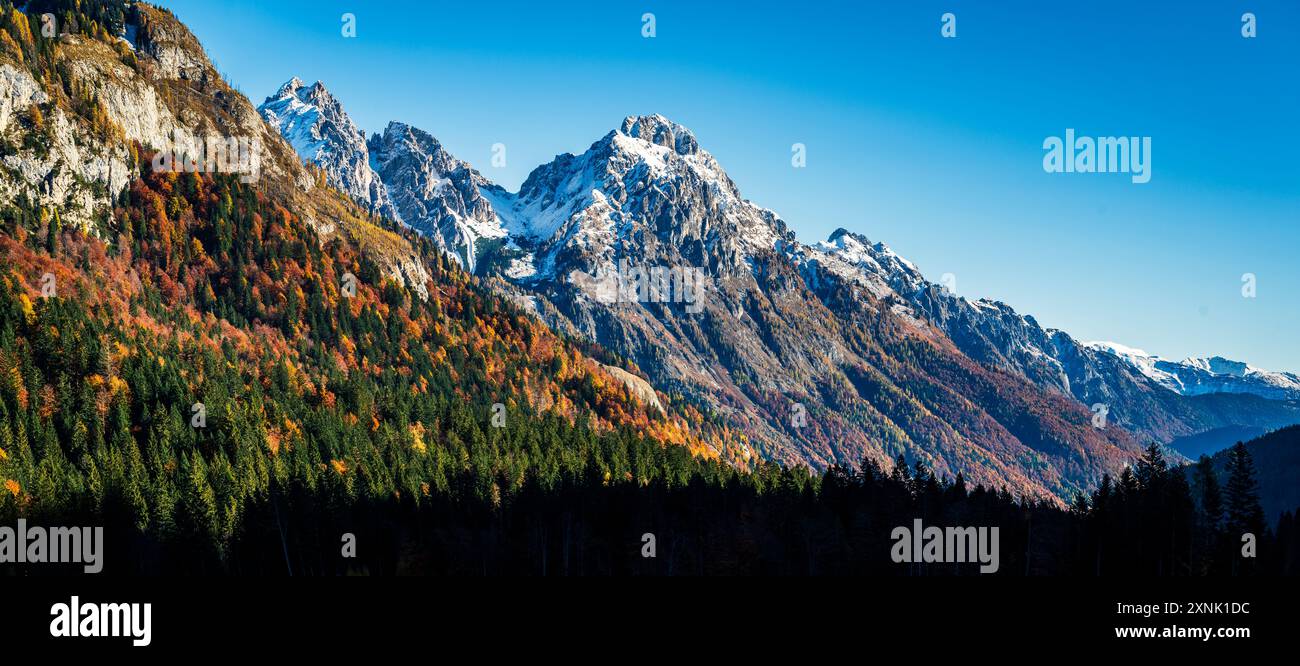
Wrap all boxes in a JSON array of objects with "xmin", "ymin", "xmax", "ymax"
[
  {"xmin": 258, "ymin": 79, "xmax": 512, "ymax": 273},
  {"xmin": 0, "ymin": 5, "xmax": 429, "ymax": 300},
  {"xmin": 505, "ymin": 114, "xmax": 787, "ymax": 285},
  {"xmin": 133, "ymin": 4, "xmax": 209, "ymax": 81},
  {"xmin": 0, "ymin": 4, "xmax": 313, "ymax": 231},
  {"xmin": 367, "ymin": 121, "xmax": 512, "ymax": 274},
  {"xmin": 258, "ymin": 78, "xmax": 399, "ymax": 222},
  {"xmin": 0, "ymin": 58, "xmax": 131, "ymax": 230},
  {"xmin": 83, "ymin": 5, "xmax": 314, "ymax": 193},
  {"xmin": 0, "ymin": 64, "xmax": 44, "ymax": 130}
]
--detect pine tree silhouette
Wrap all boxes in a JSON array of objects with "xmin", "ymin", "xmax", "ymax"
[
  {"xmin": 1224, "ymin": 443, "xmax": 1266, "ymax": 574},
  {"xmin": 1226, "ymin": 443, "xmax": 1266, "ymax": 537}
]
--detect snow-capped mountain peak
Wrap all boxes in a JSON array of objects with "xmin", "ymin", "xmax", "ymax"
[
  {"xmin": 367, "ymin": 121, "xmax": 516, "ymax": 274},
  {"xmin": 501, "ymin": 113, "xmax": 789, "ymax": 284},
  {"xmin": 260, "ymin": 99, "xmax": 790, "ymax": 279},
  {"xmin": 815, "ymin": 228, "xmax": 927, "ymax": 291},
  {"xmin": 618, "ymin": 113, "xmax": 701, "ymax": 156},
  {"xmin": 275, "ymin": 76, "xmax": 306, "ymax": 96},
  {"xmin": 1084, "ymin": 342, "xmax": 1300, "ymax": 400},
  {"xmin": 257, "ymin": 77, "xmax": 399, "ymax": 222}
]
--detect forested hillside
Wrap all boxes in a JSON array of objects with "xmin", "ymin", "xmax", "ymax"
[
  {"xmin": 1195, "ymin": 425, "xmax": 1300, "ymax": 524},
  {"xmin": 0, "ymin": 150, "xmax": 756, "ymax": 566}
]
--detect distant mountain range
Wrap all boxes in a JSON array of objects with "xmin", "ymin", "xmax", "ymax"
[
  {"xmin": 1085, "ymin": 341, "xmax": 1300, "ymax": 401},
  {"xmin": 256, "ymin": 80, "xmax": 1300, "ymax": 499},
  {"xmin": 796, "ymin": 228, "xmax": 1300, "ymax": 452}
]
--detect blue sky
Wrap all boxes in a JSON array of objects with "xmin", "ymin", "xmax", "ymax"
[{"xmin": 161, "ymin": 0, "xmax": 1300, "ymax": 371}]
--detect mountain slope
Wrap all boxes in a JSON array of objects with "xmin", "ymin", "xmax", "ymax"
[
  {"xmin": 802, "ymin": 228, "xmax": 1300, "ymax": 446},
  {"xmin": 1086, "ymin": 342, "xmax": 1300, "ymax": 401},
  {"xmin": 366, "ymin": 120, "xmax": 523, "ymax": 274},
  {"xmin": 482, "ymin": 114, "xmax": 1147, "ymax": 498},
  {"xmin": 260, "ymin": 97, "xmax": 1153, "ymax": 499}
]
